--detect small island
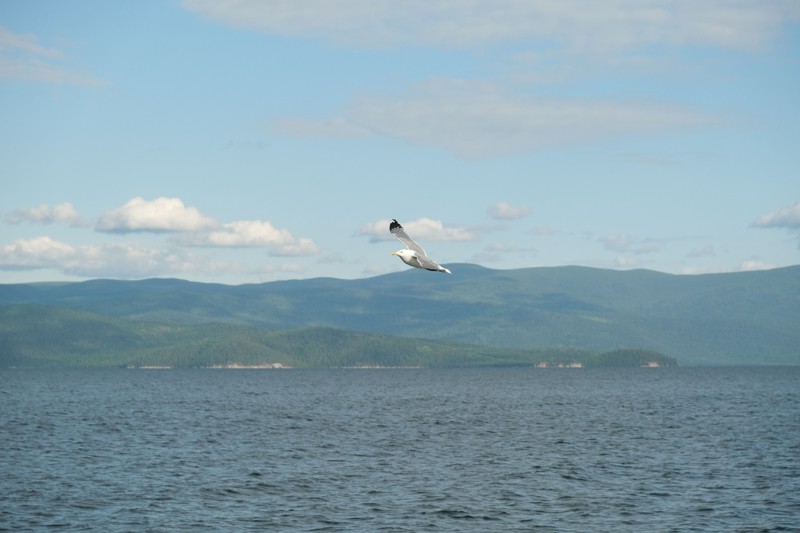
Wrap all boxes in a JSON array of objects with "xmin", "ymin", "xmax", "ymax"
[{"xmin": 535, "ymin": 349, "xmax": 678, "ymax": 368}]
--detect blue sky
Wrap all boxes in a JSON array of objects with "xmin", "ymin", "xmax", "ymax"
[{"xmin": 1, "ymin": 1, "xmax": 799, "ymax": 284}]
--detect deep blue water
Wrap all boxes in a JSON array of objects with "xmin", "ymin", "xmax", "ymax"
[{"xmin": 1, "ymin": 367, "xmax": 799, "ymax": 532}]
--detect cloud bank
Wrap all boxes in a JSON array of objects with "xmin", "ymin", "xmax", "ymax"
[
  {"xmin": 754, "ymin": 201, "xmax": 800, "ymax": 249},
  {"xmin": 488, "ymin": 202, "xmax": 531, "ymax": 220},
  {"xmin": 272, "ymin": 80, "xmax": 717, "ymax": 157},
  {"xmin": 177, "ymin": 220, "xmax": 320, "ymax": 256},
  {"xmin": 6, "ymin": 202, "xmax": 86, "ymax": 227},
  {"xmin": 96, "ymin": 197, "xmax": 218, "ymax": 233},
  {"xmin": 182, "ymin": 0, "xmax": 800, "ymax": 52},
  {"xmin": 0, "ymin": 236, "xmax": 208, "ymax": 278},
  {"xmin": 0, "ymin": 197, "xmax": 320, "ymax": 279},
  {"xmin": 361, "ymin": 217, "xmax": 475, "ymax": 243},
  {"xmin": 188, "ymin": 2, "xmax": 794, "ymax": 157},
  {"xmin": 599, "ymin": 234, "xmax": 661, "ymax": 255},
  {"xmin": 0, "ymin": 26, "xmax": 108, "ymax": 86},
  {"xmin": 754, "ymin": 202, "xmax": 800, "ymax": 229}
]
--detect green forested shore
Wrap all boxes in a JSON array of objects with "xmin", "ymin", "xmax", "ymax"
[{"xmin": 0, "ymin": 304, "xmax": 676, "ymax": 369}]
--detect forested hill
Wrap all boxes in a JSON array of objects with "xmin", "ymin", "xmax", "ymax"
[
  {"xmin": 1, "ymin": 264, "xmax": 798, "ymax": 366},
  {"xmin": 0, "ymin": 304, "xmax": 678, "ymax": 369}
]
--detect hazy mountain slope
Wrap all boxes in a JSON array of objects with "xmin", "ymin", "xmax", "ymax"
[
  {"xmin": 1, "ymin": 265, "xmax": 798, "ymax": 365},
  {"xmin": 2, "ymin": 304, "xmax": 659, "ymax": 368}
]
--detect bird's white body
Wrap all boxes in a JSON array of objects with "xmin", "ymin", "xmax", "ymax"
[{"xmin": 391, "ymin": 249, "xmax": 451, "ymax": 273}]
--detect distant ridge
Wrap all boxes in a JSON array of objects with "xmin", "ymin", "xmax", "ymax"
[{"xmin": 1, "ymin": 264, "xmax": 798, "ymax": 366}]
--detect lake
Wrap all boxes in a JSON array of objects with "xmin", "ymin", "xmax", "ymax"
[{"xmin": 1, "ymin": 367, "xmax": 798, "ymax": 531}]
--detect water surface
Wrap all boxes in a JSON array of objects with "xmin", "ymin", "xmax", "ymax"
[{"xmin": 2, "ymin": 367, "xmax": 798, "ymax": 531}]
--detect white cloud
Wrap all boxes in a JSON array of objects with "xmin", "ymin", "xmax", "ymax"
[
  {"xmin": 599, "ymin": 233, "xmax": 661, "ymax": 254},
  {"xmin": 485, "ymin": 243, "xmax": 529, "ymax": 253},
  {"xmin": 6, "ymin": 202, "xmax": 87, "ymax": 227},
  {"xmin": 529, "ymin": 226, "xmax": 559, "ymax": 237},
  {"xmin": 271, "ymin": 80, "xmax": 716, "ymax": 157},
  {"xmin": 360, "ymin": 219, "xmax": 400, "ymax": 242},
  {"xmin": 361, "ymin": 217, "xmax": 476, "ymax": 243},
  {"xmin": 271, "ymin": 238, "xmax": 320, "ymax": 257},
  {"xmin": 681, "ymin": 261, "xmax": 782, "ymax": 275},
  {"xmin": 738, "ymin": 260, "xmax": 779, "ymax": 272},
  {"xmin": 181, "ymin": 0, "xmax": 800, "ymax": 52},
  {"xmin": 0, "ymin": 27, "xmax": 62, "ymax": 57},
  {"xmin": 754, "ymin": 202, "xmax": 800, "ymax": 249},
  {"xmin": 175, "ymin": 219, "xmax": 320, "ymax": 256},
  {"xmin": 96, "ymin": 197, "xmax": 218, "ymax": 234},
  {"xmin": 610, "ymin": 255, "xmax": 646, "ymax": 268},
  {"xmin": 687, "ymin": 244, "xmax": 715, "ymax": 258},
  {"xmin": 180, "ymin": 220, "xmax": 292, "ymax": 246},
  {"xmin": 251, "ymin": 262, "xmax": 306, "ymax": 277},
  {"xmin": 1, "ymin": 197, "xmax": 322, "ymax": 279},
  {"xmin": 0, "ymin": 26, "xmax": 108, "ymax": 86},
  {"xmin": 753, "ymin": 201, "xmax": 800, "ymax": 229},
  {"xmin": 404, "ymin": 218, "xmax": 476, "ymax": 242},
  {"xmin": 361, "ymin": 264, "xmax": 389, "ymax": 277},
  {"xmin": 272, "ymin": 116, "xmax": 372, "ymax": 138},
  {"xmin": 470, "ymin": 241, "xmax": 536, "ymax": 264},
  {"xmin": 186, "ymin": 1, "xmax": 794, "ymax": 158},
  {"xmin": 0, "ymin": 236, "xmax": 75, "ymax": 268},
  {"xmin": 488, "ymin": 202, "xmax": 531, "ymax": 220},
  {"xmin": 0, "ymin": 236, "xmax": 220, "ymax": 278}
]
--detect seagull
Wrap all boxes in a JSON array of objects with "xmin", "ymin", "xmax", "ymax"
[{"xmin": 390, "ymin": 219, "xmax": 451, "ymax": 274}]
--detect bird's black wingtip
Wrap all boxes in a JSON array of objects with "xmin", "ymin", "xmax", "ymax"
[{"xmin": 389, "ymin": 219, "xmax": 402, "ymax": 232}]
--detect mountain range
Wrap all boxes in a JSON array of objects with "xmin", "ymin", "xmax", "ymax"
[{"xmin": 1, "ymin": 264, "xmax": 798, "ymax": 366}]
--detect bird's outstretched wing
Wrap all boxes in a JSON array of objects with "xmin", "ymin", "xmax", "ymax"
[{"xmin": 390, "ymin": 219, "xmax": 427, "ymax": 256}]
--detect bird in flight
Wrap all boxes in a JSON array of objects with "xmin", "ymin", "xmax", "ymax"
[{"xmin": 390, "ymin": 219, "xmax": 451, "ymax": 274}]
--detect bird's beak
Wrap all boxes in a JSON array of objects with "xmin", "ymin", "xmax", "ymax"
[{"xmin": 391, "ymin": 252, "xmax": 398, "ymax": 256}]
